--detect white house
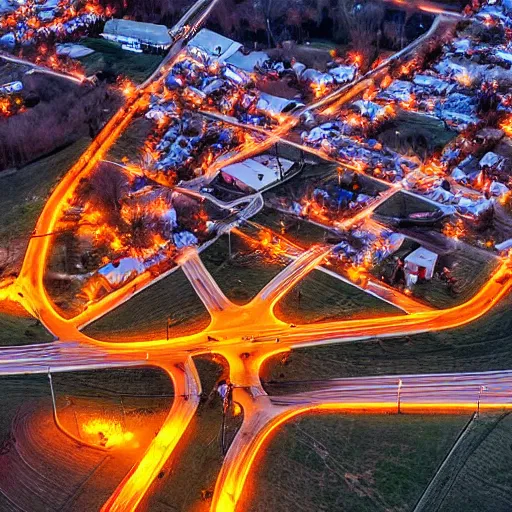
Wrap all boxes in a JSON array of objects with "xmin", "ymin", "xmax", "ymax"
[
  {"xmin": 102, "ymin": 19, "xmax": 172, "ymax": 52},
  {"xmin": 188, "ymin": 28, "xmax": 242, "ymax": 61}
]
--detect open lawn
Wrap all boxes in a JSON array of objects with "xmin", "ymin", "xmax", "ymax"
[
  {"xmin": 0, "ymin": 299, "xmax": 52, "ymax": 345},
  {"xmin": 238, "ymin": 413, "xmax": 468, "ymax": 512},
  {"xmin": 262, "ymin": 294, "xmax": 512, "ymax": 387},
  {"xmin": 275, "ymin": 269, "xmax": 401, "ymax": 325},
  {"xmin": 201, "ymin": 233, "xmax": 288, "ymax": 305},
  {"xmin": 0, "ymin": 306, "xmax": 52, "ymax": 346},
  {"xmin": 413, "ymin": 413, "xmax": 512, "ymax": 512},
  {"xmin": 247, "ymin": 207, "xmax": 334, "ymax": 248},
  {"xmin": 377, "ymin": 109, "xmax": 456, "ymax": 157},
  {"xmin": 0, "ymin": 138, "xmax": 90, "ymax": 276},
  {"xmin": 79, "ymin": 38, "xmax": 164, "ymax": 84},
  {"xmin": 83, "ymin": 268, "xmax": 211, "ymax": 342}
]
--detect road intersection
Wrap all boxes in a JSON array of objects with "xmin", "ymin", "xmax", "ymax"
[{"xmin": 0, "ymin": 2, "xmax": 511, "ymax": 511}]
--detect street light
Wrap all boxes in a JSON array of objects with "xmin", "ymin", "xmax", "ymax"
[
  {"xmin": 477, "ymin": 385, "xmax": 488, "ymax": 417},
  {"xmin": 397, "ymin": 379, "xmax": 403, "ymax": 414}
]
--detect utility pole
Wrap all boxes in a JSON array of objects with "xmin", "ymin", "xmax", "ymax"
[
  {"xmin": 228, "ymin": 230, "xmax": 232, "ymax": 259},
  {"xmin": 397, "ymin": 379, "xmax": 403, "ymax": 414}
]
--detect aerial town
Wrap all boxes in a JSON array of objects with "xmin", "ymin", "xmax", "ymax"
[{"xmin": 0, "ymin": 0, "xmax": 511, "ymax": 510}]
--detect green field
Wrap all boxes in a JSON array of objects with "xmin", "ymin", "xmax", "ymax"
[
  {"xmin": 415, "ymin": 413, "xmax": 512, "ymax": 512},
  {"xmin": 247, "ymin": 207, "xmax": 335, "ymax": 248},
  {"xmin": 201, "ymin": 233, "xmax": 288, "ymax": 305},
  {"xmin": 378, "ymin": 109, "xmax": 456, "ymax": 157},
  {"xmin": 262, "ymin": 294, "xmax": 512, "ymax": 387},
  {"xmin": 105, "ymin": 116, "xmax": 154, "ymax": 164},
  {"xmin": 239, "ymin": 413, "xmax": 468, "ymax": 512},
  {"xmin": 0, "ymin": 138, "xmax": 89, "ymax": 275},
  {"xmin": 83, "ymin": 268, "xmax": 211, "ymax": 342},
  {"xmin": 79, "ymin": 38, "xmax": 164, "ymax": 84},
  {"xmin": 0, "ymin": 308, "xmax": 52, "ymax": 346},
  {"xmin": 435, "ymin": 413, "xmax": 512, "ymax": 511},
  {"xmin": 0, "ymin": 367, "xmax": 172, "ymax": 511},
  {"xmin": 275, "ymin": 269, "xmax": 401, "ymax": 324}
]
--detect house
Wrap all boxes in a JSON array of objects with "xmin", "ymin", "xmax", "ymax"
[
  {"xmin": 102, "ymin": 19, "xmax": 172, "ymax": 53},
  {"xmin": 256, "ymin": 92, "xmax": 304, "ymax": 117},
  {"xmin": 188, "ymin": 28, "xmax": 242, "ymax": 61},
  {"xmin": 219, "ymin": 155, "xmax": 294, "ymax": 192}
]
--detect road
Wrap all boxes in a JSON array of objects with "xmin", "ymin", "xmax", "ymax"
[
  {"xmin": 212, "ymin": 369, "xmax": 512, "ymax": 512},
  {"xmin": 0, "ymin": 2, "xmax": 511, "ymax": 512}
]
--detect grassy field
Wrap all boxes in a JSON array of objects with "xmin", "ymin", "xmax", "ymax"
[
  {"xmin": 378, "ymin": 109, "xmax": 456, "ymax": 157},
  {"xmin": 83, "ymin": 268, "xmax": 211, "ymax": 342},
  {"xmin": 0, "ymin": 298, "xmax": 52, "ymax": 345},
  {"xmin": 434, "ymin": 413, "xmax": 512, "ymax": 512},
  {"xmin": 262, "ymin": 294, "xmax": 512, "ymax": 387},
  {"xmin": 275, "ymin": 269, "xmax": 400, "ymax": 325},
  {"xmin": 201, "ymin": 233, "xmax": 289, "ymax": 305},
  {"xmin": 238, "ymin": 413, "xmax": 468, "ymax": 512},
  {"xmin": 0, "ymin": 138, "xmax": 90, "ymax": 275},
  {"xmin": 105, "ymin": 116, "xmax": 154, "ymax": 164},
  {"xmin": 247, "ymin": 207, "xmax": 335, "ymax": 248},
  {"xmin": 0, "ymin": 367, "xmax": 172, "ymax": 511},
  {"xmin": 145, "ymin": 356, "xmax": 240, "ymax": 512},
  {"xmin": 414, "ymin": 413, "xmax": 512, "ymax": 512},
  {"xmin": 79, "ymin": 38, "xmax": 164, "ymax": 84}
]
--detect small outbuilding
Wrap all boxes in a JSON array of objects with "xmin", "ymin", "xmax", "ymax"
[{"xmin": 404, "ymin": 246, "xmax": 438, "ymax": 286}]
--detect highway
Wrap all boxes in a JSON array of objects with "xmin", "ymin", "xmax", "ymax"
[{"xmin": 0, "ymin": 2, "xmax": 511, "ymax": 512}]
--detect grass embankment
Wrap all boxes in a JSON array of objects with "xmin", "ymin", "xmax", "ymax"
[
  {"xmin": 0, "ymin": 138, "xmax": 90, "ymax": 274},
  {"xmin": 79, "ymin": 38, "xmax": 164, "ymax": 84},
  {"xmin": 83, "ymin": 268, "xmax": 211, "ymax": 342},
  {"xmin": 0, "ymin": 300, "xmax": 53, "ymax": 345},
  {"xmin": 145, "ymin": 356, "xmax": 241, "ymax": 512},
  {"xmin": 0, "ymin": 367, "xmax": 172, "ymax": 511},
  {"xmin": 238, "ymin": 413, "xmax": 468, "ymax": 512},
  {"xmin": 262, "ymin": 294, "xmax": 512, "ymax": 386},
  {"xmin": 275, "ymin": 269, "xmax": 400, "ymax": 325},
  {"xmin": 201, "ymin": 233, "xmax": 288, "ymax": 305}
]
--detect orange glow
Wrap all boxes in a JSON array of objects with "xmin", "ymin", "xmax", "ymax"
[
  {"xmin": 499, "ymin": 115, "xmax": 512, "ymax": 137},
  {"xmin": 443, "ymin": 218, "xmax": 466, "ymax": 240},
  {"xmin": 310, "ymin": 81, "xmax": 329, "ymax": 99},
  {"xmin": 380, "ymin": 74, "xmax": 393, "ymax": 89},
  {"xmin": 81, "ymin": 418, "xmax": 137, "ymax": 448},
  {"xmin": 455, "ymin": 69, "xmax": 473, "ymax": 87}
]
